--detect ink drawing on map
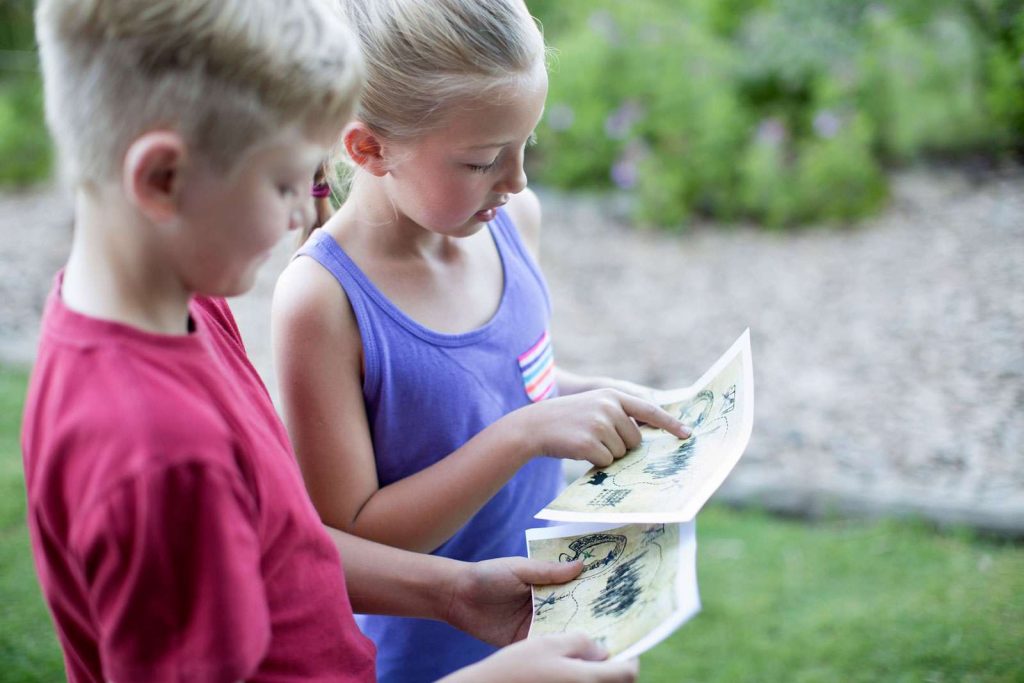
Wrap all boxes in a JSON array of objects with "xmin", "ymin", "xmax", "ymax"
[
  {"xmin": 537, "ymin": 330, "xmax": 754, "ymax": 524},
  {"xmin": 526, "ymin": 521, "xmax": 700, "ymax": 661}
]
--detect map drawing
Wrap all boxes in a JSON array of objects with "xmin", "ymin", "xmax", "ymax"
[
  {"xmin": 527, "ymin": 520, "xmax": 700, "ymax": 661},
  {"xmin": 536, "ymin": 330, "xmax": 754, "ymax": 524}
]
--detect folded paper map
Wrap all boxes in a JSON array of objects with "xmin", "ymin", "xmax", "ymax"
[
  {"xmin": 536, "ymin": 329, "xmax": 754, "ymax": 524},
  {"xmin": 526, "ymin": 520, "xmax": 700, "ymax": 661}
]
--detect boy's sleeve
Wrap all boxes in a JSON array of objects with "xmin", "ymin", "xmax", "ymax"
[{"xmin": 70, "ymin": 459, "xmax": 271, "ymax": 683}]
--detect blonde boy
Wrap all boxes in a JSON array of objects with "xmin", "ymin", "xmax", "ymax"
[{"xmin": 23, "ymin": 0, "xmax": 637, "ymax": 681}]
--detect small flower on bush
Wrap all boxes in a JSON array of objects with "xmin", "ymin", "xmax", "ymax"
[
  {"xmin": 812, "ymin": 110, "xmax": 842, "ymax": 139},
  {"xmin": 610, "ymin": 140, "xmax": 650, "ymax": 190},
  {"xmin": 755, "ymin": 118, "xmax": 788, "ymax": 147},
  {"xmin": 604, "ymin": 100, "xmax": 645, "ymax": 140}
]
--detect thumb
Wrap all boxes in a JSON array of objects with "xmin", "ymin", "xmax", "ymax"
[
  {"xmin": 540, "ymin": 632, "xmax": 609, "ymax": 662},
  {"xmin": 513, "ymin": 558, "xmax": 584, "ymax": 586}
]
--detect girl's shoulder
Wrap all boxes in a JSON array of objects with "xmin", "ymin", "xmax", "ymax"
[
  {"xmin": 272, "ymin": 248, "xmax": 359, "ymax": 354},
  {"xmin": 503, "ymin": 187, "xmax": 542, "ymax": 259}
]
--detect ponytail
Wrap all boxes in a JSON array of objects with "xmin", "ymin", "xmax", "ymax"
[{"xmin": 301, "ymin": 163, "xmax": 334, "ymax": 246}]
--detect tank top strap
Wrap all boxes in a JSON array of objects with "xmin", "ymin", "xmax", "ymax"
[
  {"xmin": 294, "ymin": 230, "xmax": 384, "ymax": 396},
  {"xmin": 491, "ymin": 207, "xmax": 552, "ymax": 315}
]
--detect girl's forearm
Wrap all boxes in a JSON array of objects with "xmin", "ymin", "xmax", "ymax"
[{"xmin": 336, "ymin": 412, "xmax": 537, "ymax": 553}]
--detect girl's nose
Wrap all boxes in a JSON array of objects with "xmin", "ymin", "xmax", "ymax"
[{"xmin": 495, "ymin": 152, "xmax": 528, "ymax": 195}]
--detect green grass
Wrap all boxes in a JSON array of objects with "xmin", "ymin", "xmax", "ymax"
[
  {"xmin": 0, "ymin": 366, "xmax": 64, "ymax": 682},
  {"xmin": 1, "ymin": 364, "xmax": 1022, "ymax": 681},
  {"xmin": 642, "ymin": 509, "xmax": 1024, "ymax": 682}
]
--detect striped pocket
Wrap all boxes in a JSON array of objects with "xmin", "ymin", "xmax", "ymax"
[{"xmin": 518, "ymin": 330, "xmax": 556, "ymax": 402}]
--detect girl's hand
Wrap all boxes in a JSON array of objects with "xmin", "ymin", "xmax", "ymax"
[
  {"xmin": 554, "ymin": 369, "xmax": 662, "ymax": 404},
  {"xmin": 595, "ymin": 378, "xmax": 659, "ymax": 403},
  {"xmin": 512, "ymin": 389, "xmax": 691, "ymax": 468}
]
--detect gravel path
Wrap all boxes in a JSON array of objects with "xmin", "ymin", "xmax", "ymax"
[{"xmin": 2, "ymin": 168, "xmax": 1022, "ymax": 534}]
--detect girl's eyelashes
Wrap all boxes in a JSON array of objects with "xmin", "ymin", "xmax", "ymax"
[
  {"xmin": 466, "ymin": 160, "xmax": 498, "ymax": 173},
  {"xmin": 277, "ymin": 183, "xmax": 299, "ymax": 197},
  {"xmin": 465, "ymin": 135, "xmax": 536, "ymax": 173}
]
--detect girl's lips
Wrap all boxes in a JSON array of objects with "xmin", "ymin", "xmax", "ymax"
[
  {"xmin": 474, "ymin": 207, "xmax": 498, "ymax": 222},
  {"xmin": 474, "ymin": 197, "xmax": 508, "ymax": 222}
]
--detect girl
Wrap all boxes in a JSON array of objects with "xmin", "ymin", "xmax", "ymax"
[{"xmin": 272, "ymin": 1, "xmax": 689, "ymax": 680}]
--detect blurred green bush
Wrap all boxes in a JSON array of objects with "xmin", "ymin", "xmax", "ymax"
[
  {"xmin": 529, "ymin": 0, "xmax": 1024, "ymax": 228},
  {"xmin": 0, "ymin": 0, "xmax": 1020, "ymax": 215},
  {"xmin": 0, "ymin": 0, "xmax": 51, "ymax": 187},
  {"xmin": 0, "ymin": 76, "xmax": 50, "ymax": 186}
]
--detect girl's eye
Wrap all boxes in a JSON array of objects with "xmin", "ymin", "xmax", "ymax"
[
  {"xmin": 278, "ymin": 184, "xmax": 298, "ymax": 197},
  {"xmin": 466, "ymin": 160, "xmax": 498, "ymax": 173}
]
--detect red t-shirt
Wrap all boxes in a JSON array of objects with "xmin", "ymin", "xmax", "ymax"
[{"xmin": 22, "ymin": 275, "xmax": 376, "ymax": 682}]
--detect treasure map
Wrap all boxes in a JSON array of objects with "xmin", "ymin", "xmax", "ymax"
[
  {"xmin": 536, "ymin": 330, "xmax": 753, "ymax": 524},
  {"xmin": 526, "ymin": 520, "xmax": 699, "ymax": 661}
]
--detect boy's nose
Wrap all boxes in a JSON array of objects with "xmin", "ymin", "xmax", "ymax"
[{"xmin": 290, "ymin": 201, "xmax": 315, "ymax": 232}]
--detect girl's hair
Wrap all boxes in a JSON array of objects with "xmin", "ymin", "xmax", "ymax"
[
  {"xmin": 303, "ymin": 0, "xmax": 546, "ymax": 242},
  {"xmin": 338, "ymin": 0, "xmax": 545, "ymax": 142}
]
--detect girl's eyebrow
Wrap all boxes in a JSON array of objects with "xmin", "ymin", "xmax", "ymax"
[{"xmin": 463, "ymin": 131, "xmax": 539, "ymax": 150}]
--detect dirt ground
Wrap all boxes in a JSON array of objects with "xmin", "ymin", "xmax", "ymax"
[{"xmin": 2, "ymin": 167, "xmax": 1022, "ymax": 533}]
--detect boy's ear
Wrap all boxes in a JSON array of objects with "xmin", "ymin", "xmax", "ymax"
[
  {"xmin": 122, "ymin": 131, "xmax": 189, "ymax": 223},
  {"xmin": 342, "ymin": 122, "xmax": 388, "ymax": 177}
]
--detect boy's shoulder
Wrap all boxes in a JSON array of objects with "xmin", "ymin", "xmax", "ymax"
[{"xmin": 23, "ymin": 291, "xmax": 250, "ymax": 516}]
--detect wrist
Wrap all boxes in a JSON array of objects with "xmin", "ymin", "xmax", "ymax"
[
  {"xmin": 499, "ymin": 404, "xmax": 540, "ymax": 464},
  {"xmin": 556, "ymin": 368, "xmax": 606, "ymax": 395},
  {"xmin": 396, "ymin": 552, "xmax": 466, "ymax": 623},
  {"xmin": 440, "ymin": 559, "xmax": 472, "ymax": 626},
  {"xmin": 583, "ymin": 375, "xmax": 614, "ymax": 392}
]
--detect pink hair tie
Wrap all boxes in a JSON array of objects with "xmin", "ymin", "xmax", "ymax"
[{"xmin": 311, "ymin": 182, "xmax": 331, "ymax": 199}]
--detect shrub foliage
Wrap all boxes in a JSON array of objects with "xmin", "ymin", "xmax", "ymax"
[
  {"xmin": 529, "ymin": 0, "xmax": 1024, "ymax": 227},
  {"xmin": 0, "ymin": 0, "xmax": 50, "ymax": 187}
]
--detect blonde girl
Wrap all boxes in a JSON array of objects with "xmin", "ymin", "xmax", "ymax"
[{"xmin": 273, "ymin": 1, "xmax": 689, "ymax": 680}]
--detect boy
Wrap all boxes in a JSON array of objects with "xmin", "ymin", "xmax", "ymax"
[{"xmin": 22, "ymin": 0, "xmax": 637, "ymax": 681}]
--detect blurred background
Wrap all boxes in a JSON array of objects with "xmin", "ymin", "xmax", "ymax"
[{"xmin": 1, "ymin": 0, "xmax": 1022, "ymax": 680}]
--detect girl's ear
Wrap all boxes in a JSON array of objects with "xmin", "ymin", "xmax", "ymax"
[
  {"xmin": 343, "ymin": 122, "xmax": 388, "ymax": 177},
  {"xmin": 122, "ymin": 131, "xmax": 188, "ymax": 224}
]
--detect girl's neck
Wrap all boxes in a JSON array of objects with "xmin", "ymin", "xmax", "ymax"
[
  {"xmin": 62, "ymin": 189, "xmax": 193, "ymax": 335},
  {"xmin": 330, "ymin": 178, "xmax": 456, "ymax": 261}
]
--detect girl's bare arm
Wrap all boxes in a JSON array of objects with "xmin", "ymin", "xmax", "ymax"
[{"xmin": 272, "ymin": 257, "xmax": 686, "ymax": 553}]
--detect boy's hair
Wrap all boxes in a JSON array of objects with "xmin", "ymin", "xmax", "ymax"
[
  {"xmin": 35, "ymin": 0, "xmax": 364, "ymax": 189},
  {"xmin": 338, "ymin": 0, "xmax": 547, "ymax": 142}
]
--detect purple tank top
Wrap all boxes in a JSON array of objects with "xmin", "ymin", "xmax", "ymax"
[{"xmin": 297, "ymin": 208, "xmax": 562, "ymax": 682}]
